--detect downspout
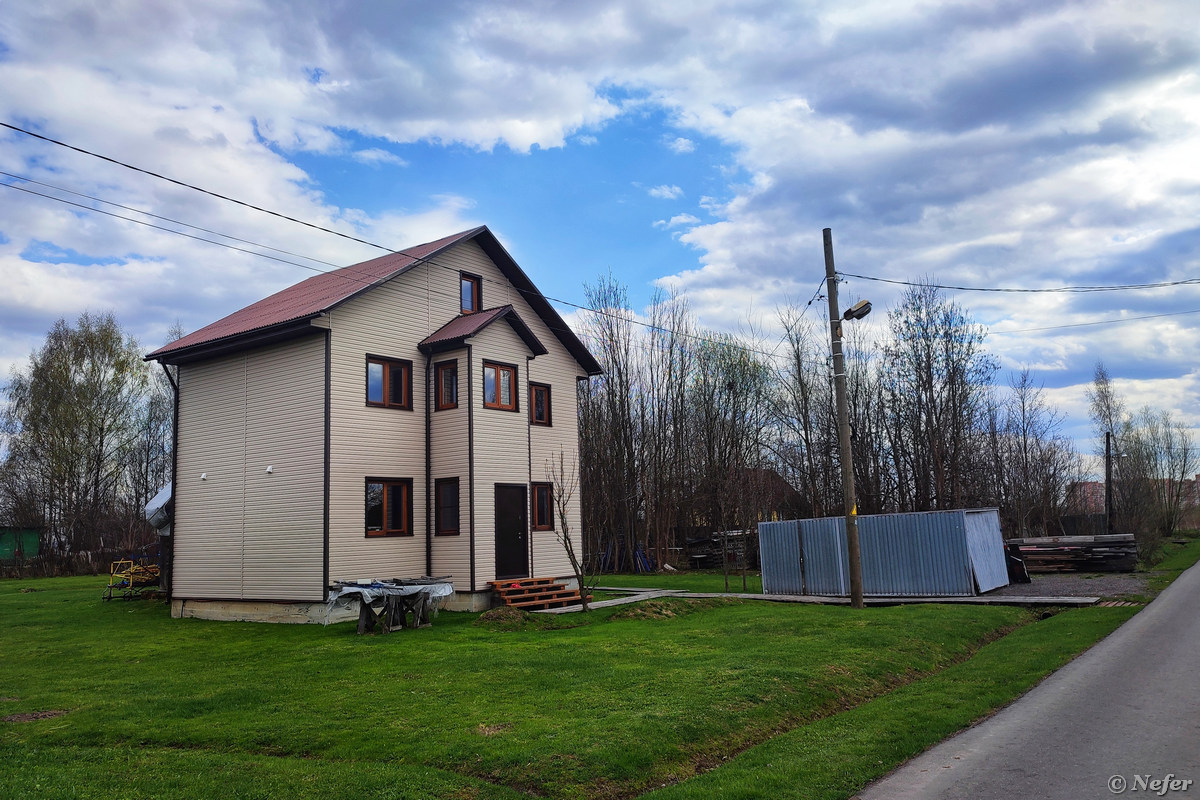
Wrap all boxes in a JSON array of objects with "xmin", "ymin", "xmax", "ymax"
[
  {"xmin": 323, "ymin": 329, "xmax": 331, "ymax": 600},
  {"xmin": 467, "ymin": 343, "xmax": 476, "ymax": 593},
  {"xmin": 161, "ymin": 362, "xmax": 178, "ymax": 600},
  {"xmin": 424, "ymin": 353, "xmax": 433, "ymax": 577},
  {"xmin": 526, "ymin": 355, "xmax": 534, "ymax": 577}
]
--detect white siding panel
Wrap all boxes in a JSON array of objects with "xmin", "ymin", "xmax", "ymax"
[
  {"xmin": 173, "ymin": 335, "xmax": 326, "ymax": 601},
  {"xmin": 242, "ymin": 337, "xmax": 326, "ymax": 600},
  {"xmin": 430, "ymin": 352, "xmax": 471, "ymax": 586}
]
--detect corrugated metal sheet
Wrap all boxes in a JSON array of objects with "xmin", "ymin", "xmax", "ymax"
[
  {"xmin": 963, "ymin": 509, "xmax": 1008, "ymax": 592},
  {"xmin": 761, "ymin": 509, "xmax": 1009, "ymax": 597},
  {"xmin": 798, "ymin": 518, "xmax": 850, "ymax": 596},
  {"xmin": 759, "ymin": 520, "xmax": 803, "ymax": 594}
]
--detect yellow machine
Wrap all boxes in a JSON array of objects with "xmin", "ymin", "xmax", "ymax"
[{"xmin": 104, "ymin": 559, "xmax": 161, "ymax": 600}]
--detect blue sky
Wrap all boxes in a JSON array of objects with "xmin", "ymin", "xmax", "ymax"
[{"xmin": 2, "ymin": 0, "xmax": 1199, "ymax": 456}]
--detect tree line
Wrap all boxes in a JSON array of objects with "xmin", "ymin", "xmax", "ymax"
[
  {"xmin": 1, "ymin": 313, "xmax": 174, "ymax": 573},
  {"xmin": 578, "ymin": 276, "xmax": 1195, "ymax": 568},
  {"xmin": 2, "ymin": 287, "xmax": 1194, "ymax": 576}
]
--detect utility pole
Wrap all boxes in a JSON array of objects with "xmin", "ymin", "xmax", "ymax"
[
  {"xmin": 1105, "ymin": 431, "xmax": 1114, "ymax": 535},
  {"xmin": 823, "ymin": 228, "xmax": 865, "ymax": 609}
]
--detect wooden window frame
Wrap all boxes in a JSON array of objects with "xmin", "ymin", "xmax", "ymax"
[
  {"xmin": 365, "ymin": 356, "xmax": 413, "ymax": 410},
  {"xmin": 435, "ymin": 477, "xmax": 460, "ymax": 536},
  {"xmin": 531, "ymin": 482, "xmax": 554, "ymax": 531},
  {"xmin": 435, "ymin": 360, "xmax": 458, "ymax": 411},
  {"xmin": 460, "ymin": 272, "xmax": 481, "ymax": 315},
  {"xmin": 529, "ymin": 382, "xmax": 552, "ymax": 426},
  {"xmin": 483, "ymin": 360, "xmax": 519, "ymax": 412},
  {"xmin": 365, "ymin": 478, "xmax": 413, "ymax": 537}
]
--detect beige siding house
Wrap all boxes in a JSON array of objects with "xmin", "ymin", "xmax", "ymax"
[{"xmin": 147, "ymin": 227, "xmax": 601, "ymax": 621}]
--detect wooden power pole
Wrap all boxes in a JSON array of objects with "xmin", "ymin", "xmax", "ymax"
[{"xmin": 823, "ymin": 228, "xmax": 865, "ymax": 609}]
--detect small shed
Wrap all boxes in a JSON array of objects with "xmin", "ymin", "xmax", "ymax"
[
  {"xmin": 0, "ymin": 527, "xmax": 41, "ymax": 565},
  {"xmin": 759, "ymin": 509, "xmax": 1008, "ymax": 597}
]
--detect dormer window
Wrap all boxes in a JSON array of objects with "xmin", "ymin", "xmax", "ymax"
[{"xmin": 461, "ymin": 273, "xmax": 481, "ymax": 314}]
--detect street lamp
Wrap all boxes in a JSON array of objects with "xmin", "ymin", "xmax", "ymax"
[{"xmin": 822, "ymin": 228, "xmax": 871, "ymax": 609}]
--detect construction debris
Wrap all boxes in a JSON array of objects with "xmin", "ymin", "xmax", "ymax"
[{"xmin": 1009, "ymin": 534, "xmax": 1138, "ymax": 573}]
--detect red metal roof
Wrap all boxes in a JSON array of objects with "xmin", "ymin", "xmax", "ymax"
[
  {"xmin": 418, "ymin": 305, "xmax": 547, "ymax": 356},
  {"xmin": 146, "ymin": 228, "xmax": 481, "ymax": 359},
  {"xmin": 147, "ymin": 225, "xmax": 603, "ymax": 375}
]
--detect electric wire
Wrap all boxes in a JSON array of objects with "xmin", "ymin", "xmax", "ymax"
[{"xmin": 7, "ymin": 120, "xmax": 1193, "ymax": 360}]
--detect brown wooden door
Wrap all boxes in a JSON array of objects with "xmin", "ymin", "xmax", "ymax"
[{"xmin": 495, "ymin": 484, "xmax": 528, "ymax": 579}]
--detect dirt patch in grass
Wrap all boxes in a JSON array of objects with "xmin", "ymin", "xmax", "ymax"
[
  {"xmin": 475, "ymin": 722, "xmax": 513, "ymax": 737},
  {"xmin": 3, "ymin": 709, "xmax": 68, "ymax": 723},
  {"xmin": 611, "ymin": 597, "xmax": 733, "ymax": 621},
  {"xmin": 473, "ymin": 605, "xmax": 585, "ymax": 632}
]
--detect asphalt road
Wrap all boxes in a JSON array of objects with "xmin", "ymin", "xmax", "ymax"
[{"xmin": 856, "ymin": 560, "xmax": 1200, "ymax": 800}]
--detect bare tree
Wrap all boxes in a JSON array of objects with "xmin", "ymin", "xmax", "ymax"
[{"xmin": 546, "ymin": 447, "xmax": 596, "ymax": 610}]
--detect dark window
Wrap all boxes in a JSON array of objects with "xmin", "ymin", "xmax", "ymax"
[
  {"xmin": 435, "ymin": 360, "xmax": 458, "ymax": 410},
  {"xmin": 483, "ymin": 361, "xmax": 517, "ymax": 411},
  {"xmin": 366, "ymin": 357, "xmax": 412, "ymax": 409},
  {"xmin": 435, "ymin": 478, "xmax": 460, "ymax": 536},
  {"xmin": 530, "ymin": 383, "xmax": 551, "ymax": 426},
  {"xmin": 365, "ymin": 479, "xmax": 412, "ymax": 537},
  {"xmin": 532, "ymin": 483, "xmax": 554, "ymax": 531},
  {"xmin": 461, "ymin": 273, "xmax": 481, "ymax": 314}
]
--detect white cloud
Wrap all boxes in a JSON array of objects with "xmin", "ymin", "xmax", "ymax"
[
  {"xmin": 667, "ymin": 136, "xmax": 695, "ymax": 153},
  {"xmin": 352, "ymin": 148, "xmax": 407, "ymax": 167},
  {"xmin": 653, "ymin": 213, "xmax": 700, "ymax": 229},
  {"xmin": 648, "ymin": 184, "xmax": 684, "ymax": 199}
]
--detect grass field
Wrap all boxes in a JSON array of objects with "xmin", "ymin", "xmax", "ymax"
[{"xmin": 0, "ymin": 573, "xmax": 1152, "ymax": 799}]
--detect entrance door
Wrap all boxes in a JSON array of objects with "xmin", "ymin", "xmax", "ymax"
[{"xmin": 495, "ymin": 484, "xmax": 529, "ymax": 579}]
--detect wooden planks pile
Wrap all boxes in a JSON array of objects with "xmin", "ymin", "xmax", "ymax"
[
  {"xmin": 489, "ymin": 577, "xmax": 589, "ymax": 610},
  {"xmin": 1010, "ymin": 534, "xmax": 1137, "ymax": 573}
]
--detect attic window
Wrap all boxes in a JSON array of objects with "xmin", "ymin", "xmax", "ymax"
[{"xmin": 461, "ymin": 273, "xmax": 481, "ymax": 314}]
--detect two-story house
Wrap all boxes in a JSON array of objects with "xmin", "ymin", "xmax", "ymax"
[{"xmin": 147, "ymin": 226, "xmax": 602, "ymax": 621}]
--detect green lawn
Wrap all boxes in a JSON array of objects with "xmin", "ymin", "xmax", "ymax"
[
  {"xmin": 0, "ymin": 576, "xmax": 1144, "ymax": 799},
  {"xmin": 601, "ymin": 570, "xmax": 764, "ymax": 594}
]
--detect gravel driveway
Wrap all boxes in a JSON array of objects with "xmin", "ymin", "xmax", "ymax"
[{"xmin": 986, "ymin": 571, "xmax": 1148, "ymax": 598}]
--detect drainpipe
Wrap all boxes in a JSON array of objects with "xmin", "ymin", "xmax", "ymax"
[
  {"xmin": 424, "ymin": 353, "xmax": 433, "ymax": 577},
  {"xmin": 526, "ymin": 355, "xmax": 534, "ymax": 577}
]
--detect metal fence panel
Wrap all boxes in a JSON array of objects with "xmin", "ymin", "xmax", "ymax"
[
  {"xmin": 860, "ymin": 511, "xmax": 974, "ymax": 596},
  {"xmin": 798, "ymin": 517, "xmax": 850, "ymax": 596},
  {"xmin": 963, "ymin": 509, "xmax": 1008, "ymax": 593},
  {"xmin": 778, "ymin": 509, "xmax": 1009, "ymax": 597},
  {"xmin": 758, "ymin": 520, "xmax": 803, "ymax": 595}
]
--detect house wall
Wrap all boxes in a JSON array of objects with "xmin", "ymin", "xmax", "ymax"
[
  {"xmin": 325, "ymin": 238, "xmax": 587, "ymax": 593},
  {"xmin": 429, "ymin": 348, "xmax": 472, "ymax": 585},
  {"xmin": 173, "ymin": 334, "xmax": 326, "ymax": 601}
]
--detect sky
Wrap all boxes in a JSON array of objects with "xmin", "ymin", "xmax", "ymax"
[{"xmin": 2, "ymin": 0, "xmax": 1199, "ymax": 457}]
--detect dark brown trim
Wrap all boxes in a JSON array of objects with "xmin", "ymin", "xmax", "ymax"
[
  {"xmin": 435, "ymin": 477, "xmax": 461, "ymax": 536},
  {"xmin": 434, "ymin": 359, "xmax": 458, "ymax": 410},
  {"xmin": 424, "ymin": 353, "xmax": 433, "ymax": 575},
  {"xmin": 364, "ymin": 478, "xmax": 414, "ymax": 537},
  {"xmin": 147, "ymin": 319, "xmax": 322, "ymax": 365},
  {"xmin": 482, "ymin": 359, "xmax": 519, "ymax": 412},
  {"xmin": 531, "ymin": 482, "xmax": 555, "ymax": 531},
  {"xmin": 467, "ymin": 344, "xmax": 476, "ymax": 591},
  {"xmin": 323, "ymin": 330, "xmax": 331, "ymax": 599},
  {"xmin": 529, "ymin": 382, "xmax": 552, "ymax": 426},
  {"xmin": 365, "ymin": 354, "xmax": 413, "ymax": 410},
  {"xmin": 460, "ymin": 271, "xmax": 482, "ymax": 314},
  {"xmin": 165, "ymin": 362, "xmax": 179, "ymax": 600}
]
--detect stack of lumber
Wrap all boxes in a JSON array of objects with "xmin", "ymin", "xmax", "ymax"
[
  {"xmin": 1009, "ymin": 534, "xmax": 1137, "ymax": 573},
  {"xmin": 489, "ymin": 577, "xmax": 589, "ymax": 610}
]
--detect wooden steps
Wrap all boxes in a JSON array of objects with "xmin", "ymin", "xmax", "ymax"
[{"xmin": 489, "ymin": 577, "xmax": 589, "ymax": 611}]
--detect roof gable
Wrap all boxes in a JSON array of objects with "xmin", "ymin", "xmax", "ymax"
[
  {"xmin": 418, "ymin": 306, "xmax": 547, "ymax": 356},
  {"xmin": 146, "ymin": 226, "xmax": 602, "ymax": 375}
]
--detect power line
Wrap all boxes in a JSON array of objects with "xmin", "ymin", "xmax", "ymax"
[
  {"xmin": 1, "ymin": 120, "xmax": 393, "ymax": 254},
  {"xmin": 2, "ymin": 165, "xmax": 797, "ymax": 364},
  {"xmin": 0, "ymin": 170, "xmax": 344, "ymax": 269},
  {"xmin": 990, "ymin": 307, "xmax": 1200, "ymax": 334},
  {"xmin": 841, "ymin": 271, "xmax": 1200, "ymax": 294}
]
